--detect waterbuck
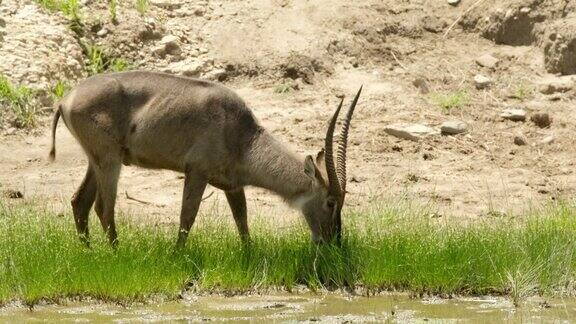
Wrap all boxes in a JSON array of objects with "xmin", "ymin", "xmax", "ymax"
[{"xmin": 49, "ymin": 71, "xmax": 361, "ymax": 247}]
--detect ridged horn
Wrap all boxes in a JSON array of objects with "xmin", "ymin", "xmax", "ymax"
[
  {"xmin": 336, "ymin": 86, "xmax": 362, "ymax": 198},
  {"xmin": 324, "ymin": 98, "xmax": 344, "ymax": 197}
]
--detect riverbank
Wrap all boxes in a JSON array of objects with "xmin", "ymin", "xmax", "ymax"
[{"xmin": 1, "ymin": 200, "xmax": 576, "ymax": 305}]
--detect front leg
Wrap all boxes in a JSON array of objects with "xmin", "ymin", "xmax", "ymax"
[
  {"xmin": 176, "ymin": 171, "xmax": 207, "ymax": 248},
  {"xmin": 225, "ymin": 188, "xmax": 250, "ymax": 243}
]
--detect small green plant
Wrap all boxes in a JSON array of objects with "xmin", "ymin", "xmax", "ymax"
[
  {"xmin": 135, "ymin": 0, "xmax": 149, "ymax": 16},
  {"xmin": 86, "ymin": 45, "xmax": 131, "ymax": 75},
  {"xmin": 431, "ymin": 90, "xmax": 470, "ymax": 112},
  {"xmin": 109, "ymin": 0, "xmax": 118, "ymax": 23},
  {"xmin": 0, "ymin": 75, "xmax": 37, "ymax": 129},
  {"xmin": 35, "ymin": 0, "xmax": 83, "ymax": 37},
  {"xmin": 273, "ymin": 83, "xmax": 293, "ymax": 94},
  {"xmin": 86, "ymin": 45, "xmax": 106, "ymax": 75},
  {"xmin": 109, "ymin": 58, "xmax": 131, "ymax": 72},
  {"xmin": 51, "ymin": 80, "xmax": 70, "ymax": 100},
  {"xmin": 512, "ymin": 83, "xmax": 533, "ymax": 101},
  {"xmin": 35, "ymin": 0, "xmax": 79, "ymax": 19}
]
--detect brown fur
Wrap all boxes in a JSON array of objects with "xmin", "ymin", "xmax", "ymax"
[{"xmin": 50, "ymin": 71, "xmax": 341, "ymax": 246}]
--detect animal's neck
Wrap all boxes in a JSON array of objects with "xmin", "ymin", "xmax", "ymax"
[{"xmin": 242, "ymin": 130, "xmax": 311, "ymax": 203}]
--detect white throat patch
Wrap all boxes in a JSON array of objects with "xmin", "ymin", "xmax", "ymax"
[{"xmin": 291, "ymin": 193, "xmax": 315, "ymax": 210}]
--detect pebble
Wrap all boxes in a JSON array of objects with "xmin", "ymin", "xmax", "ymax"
[
  {"xmin": 159, "ymin": 35, "xmax": 182, "ymax": 55},
  {"xmin": 412, "ymin": 77, "xmax": 430, "ymax": 94},
  {"xmin": 475, "ymin": 54, "xmax": 500, "ymax": 69},
  {"xmin": 440, "ymin": 121, "xmax": 468, "ymax": 135},
  {"xmin": 500, "ymin": 108, "xmax": 526, "ymax": 122},
  {"xmin": 474, "ymin": 74, "xmax": 491, "ymax": 89},
  {"xmin": 530, "ymin": 113, "xmax": 552, "ymax": 128},
  {"xmin": 514, "ymin": 135, "xmax": 528, "ymax": 146},
  {"xmin": 540, "ymin": 135, "xmax": 555, "ymax": 145},
  {"xmin": 384, "ymin": 124, "xmax": 436, "ymax": 141},
  {"xmin": 96, "ymin": 28, "xmax": 108, "ymax": 37},
  {"xmin": 536, "ymin": 75, "xmax": 575, "ymax": 94},
  {"xmin": 447, "ymin": 0, "xmax": 460, "ymax": 5}
]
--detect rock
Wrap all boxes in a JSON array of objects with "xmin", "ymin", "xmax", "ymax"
[
  {"xmin": 412, "ymin": 77, "xmax": 430, "ymax": 94},
  {"xmin": 440, "ymin": 121, "xmax": 467, "ymax": 135},
  {"xmin": 514, "ymin": 135, "xmax": 528, "ymax": 146},
  {"xmin": 474, "ymin": 74, "xmax": 491, "ymax": 89},
  {"xmin": 447, "ymin": 0, "xmax": 460, "ymax": 5},
  {"xmin": 536, "ymin": 75, "xmax": 575, "ymax": 94},
  {"xmin": 159, "ymin": 35, "xmax": 182, "ymax": 55},
  {"xmin": 96, "ymin": 28, "xmax": 108, "ymax": 37},
  {"xmin": 384, "ymin": 124, "xmax": 436, "ymax": 141},
  {"xmin": 500, "ymin": 108, "xmax": 526, "ymax": 122},
  {"xmin": 204, "ymin": 68, "xmax": 227, "ymax": 81},
  {"xmin": 149, "ymin": 0, "xmax": 182, "ymax": 10},
  {"xmin": 3, "ymin": 189, "xmax": 23, "ymax": 199},
  {"xmin": 530, "ymin": 113, "xmax": 552, "ymax": 128},
  {"xmin": 540, "ymin": 135, "xmax": 555, "ymax": 145},
  {"xmin": 164, "ymin": 59, "xmax": 211, "ymax": 77},
  {"xmin": 542, "ymin": 16, "xmax": 576, "ymax": 75},
  {"xmin": 475, "ymin": 54, "xmax": 500, "ymax": 69}
]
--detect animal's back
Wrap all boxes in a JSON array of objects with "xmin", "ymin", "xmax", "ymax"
[{"xmin": 59, "ymin": 71, "xmax": 261, "ymax": 174}]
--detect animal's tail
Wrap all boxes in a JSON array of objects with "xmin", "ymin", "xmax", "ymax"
[{"xmin": 48, "ymin": 105, "xmax": 61, "ymax": 162}]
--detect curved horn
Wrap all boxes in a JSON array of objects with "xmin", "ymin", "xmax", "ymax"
[
  {"xmin": 325, "ymin": 98, "xmax": 344, "ymax": 197},
  {"xmin": 336, "ymin": 86, "xmax": 362, "ymax": 198}
]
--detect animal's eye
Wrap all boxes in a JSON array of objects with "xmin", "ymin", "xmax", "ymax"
[{"xmin": 326, "ymin": 198, "xmax": 336, "ymax": 209}]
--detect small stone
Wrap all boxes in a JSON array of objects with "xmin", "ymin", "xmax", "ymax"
[
  {"xmin": 384, "ymin": 124, "xmax": 436, "ymax": 141},
  {"xmin": 150, "ymin": 0, "xmax": 182, "ymax": 10},
  {"xmin": 3, "ymin": 189, "xmax": 23, "ymax": 199},
  {"xmin": 475, "ymin": 54, "xmax": 500, "ymax": 69},
  {"xmin": 540, "ymin": 135, "xmax": 555, "ymax": 145},
  {"xmin": 514, "ymin": 135, "xmax": 528, "ymax": 146},
  {"xmin": 500, "ymin": 108, "xmax": 526, "ymax": 122},
  {"xmin": 447, "ymin": 0, "xmax": 460, "ymax": 5},
  {"xmin": 440, "ymin": 121, "xmax": 467, "ymax": 135},
  {"xmin": 530, "ymin": 113, "xmax": 552, "ymax": 128},
  {"xmin": 536, "ymin": 75, "xmax": 575, "ymax": 94},
  {"xmin": 474, "ymin": 74, "xmax": 491, "ymax": 89},
  {"xmin": 159, "ymin": 35, "xmax": 181, "ymax": 55},
  {"xmin": 96, "ymin": 28, "xmax": 108, "ymax": 37},
  {"xmin": 412, "ymin": 77, "xmax": 430, "ymax": 94}
]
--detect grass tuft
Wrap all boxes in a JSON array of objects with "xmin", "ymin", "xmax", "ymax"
[
  {"xmin": 0, "ymin": 75, "xmax": 37, "ymax": 129},
  {"xmin": 109, "ymin": 0, "xmax": 118, "ymax": 24},
  {"xmin": 135, "ymin": 0, "xmax": 149, "ymax": 16},
  {"xmin": 51, "ymin": 80, "xmax": 70, "ymax": 101},
  {"xmin": 431, "ymin": 90, "xmax": 469, "ymax": 113},
  {"xmin": 86, "ymin": 45, "xmax": 131, "ymax": 75},
  {"xmin": 2, "ymin": 200, "xmax": 576, "ymax": 305}
]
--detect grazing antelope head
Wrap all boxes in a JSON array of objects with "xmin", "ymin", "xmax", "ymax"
[
  {"xmin": 299, "ymin": 87, "xmax": 362, "ymax": 244},
  {"xmin": 49, "ymin": 70, "xmax": 362, "ymax": 248}
]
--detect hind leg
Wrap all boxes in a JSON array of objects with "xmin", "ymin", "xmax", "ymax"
[
  {"xmin": 93, "ymin": 159, "xmax": 122, "ymax": 246},
  {"xmin": 71, "ymin": 164, "xmax": 97, "ymax": 246}
]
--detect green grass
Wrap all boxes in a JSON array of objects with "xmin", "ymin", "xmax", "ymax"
[
  {"xmin": 512, "ymin": 83, "xmax": 534, "ymax": 101},
  {"xmin": 0, "ymin": 74, "xmax": 37, "ymax": 129},
  {"xmin": 34, "ymin": 0, "xmax": 80, "ymax": 19},
  {"xmin": 431, "ymin": 90, "xmax": 470, "ymax": 113},
  {"xmin": 109, "ymin": 0, "xmax": 118, "ymax": 23},
  {"xmin": 51, "ymin": 80, "xmax": 70, "ymax": 101},
  {"xmin": 135, "ymin": 0, "xmax": 149, "ymax": 16},
  {"xmin": 2, "ymin": 200, "xmax": 576, "ymax": 305},
  {"xmin": 86, "ymin": 45, "xmax": 131, "ymax": 75},
  {"xmin": 273, "ymin": 83, "xmax": 293, "ymax": 94}
]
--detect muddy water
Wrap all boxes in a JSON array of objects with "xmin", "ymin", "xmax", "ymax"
[{"xmin": 1, "ymin": 294, "xmax": 575, "ymax": 323}]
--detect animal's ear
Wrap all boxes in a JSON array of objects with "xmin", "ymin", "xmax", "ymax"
[
  {"xmin": 304, "ymin": 155, "xmax": 317, "ymax": 179},
  {"xmin": 316, "ymin": 149, "xmax": 325, "ymax": 164}
]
